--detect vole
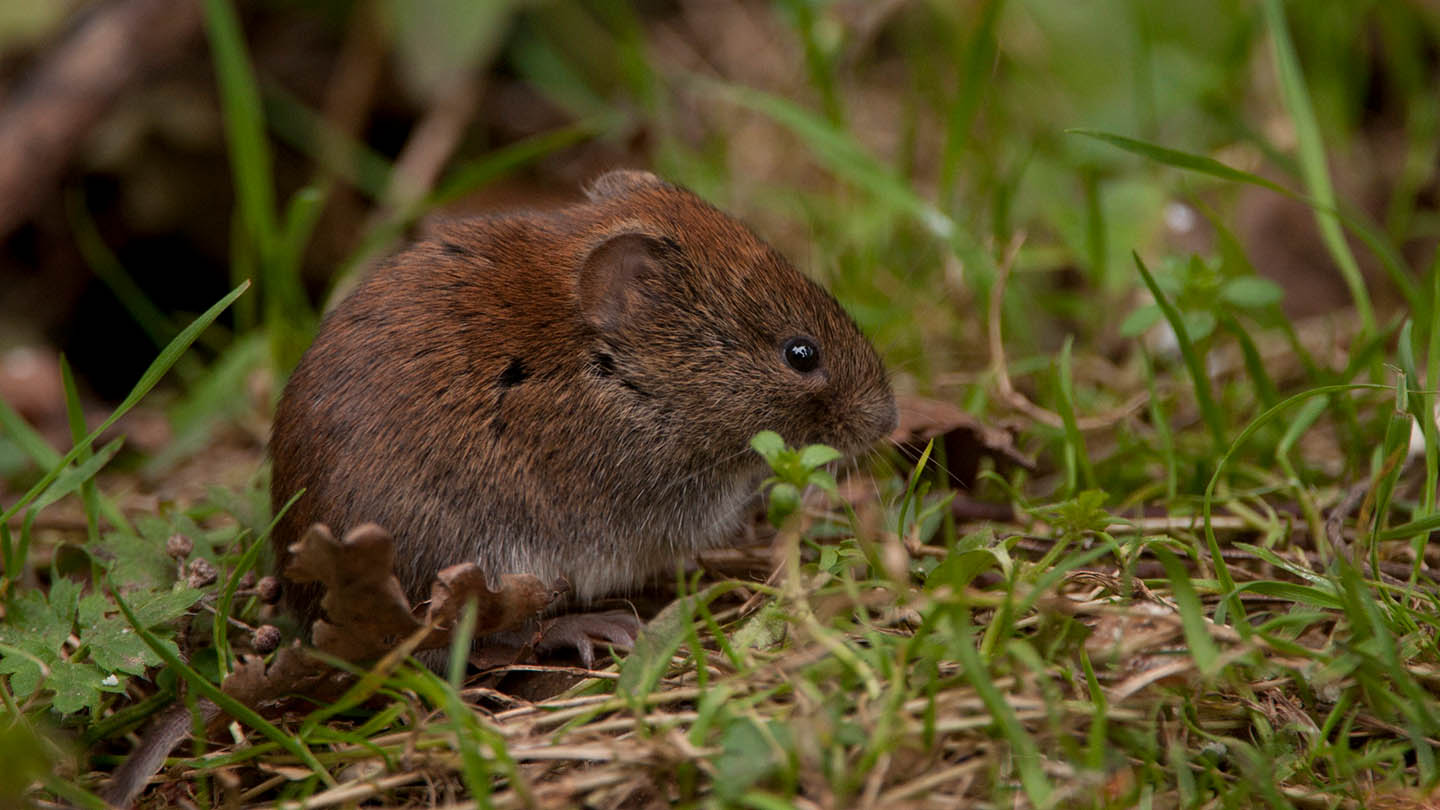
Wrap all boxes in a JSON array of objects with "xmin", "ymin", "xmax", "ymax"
[{"xmin": 268, "ymin": 170, "xmax": 897, "ymax": 661}]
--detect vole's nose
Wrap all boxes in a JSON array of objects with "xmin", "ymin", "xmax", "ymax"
[
  {"xmin": 879, "ymin": 395, "xmax": 899, "ymax": 436},
  {"xmin": 853, "ymin": 390, "xmax": 898, "ymax": 449}
]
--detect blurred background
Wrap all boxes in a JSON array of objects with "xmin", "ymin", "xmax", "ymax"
[{"xmin": 0, "ymin": 0, "xmax": 1436, "ymax": 495}]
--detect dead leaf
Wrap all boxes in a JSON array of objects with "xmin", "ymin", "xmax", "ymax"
[
  {"xmin": 284, "ymin": 522, "xmax": 560, "ymax": 663},
  {"xmin": 221, "ymin": 641, "xmax": 346, "ymax": 710},
  {"xmin": 215, "ymin": 524, "xmax": 566, "ymax": 712},
  {"xmin": 422, "ymin": 563, "xmax": 561, "ymax": 648},
  {"xmin": 284, "ymin": 523, "xmax": 419, "ymax": 661},
  {"xmin": 889, "ymin": 395, "xmax": 1035, "ymax": 490}
]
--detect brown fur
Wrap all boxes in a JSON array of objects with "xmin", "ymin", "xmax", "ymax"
[{"xmin": 269, "ymin": 171, "xmax": 896, "ymax": 626}]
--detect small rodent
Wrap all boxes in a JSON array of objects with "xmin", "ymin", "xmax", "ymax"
[{"xmin": 269, "ymin": 170, "xmax": 896, "ymax": 652}]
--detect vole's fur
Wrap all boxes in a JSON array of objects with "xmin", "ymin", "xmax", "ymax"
[{"xmin": 269, "ymin": 171, "xmax": 896, "ymax": 626}]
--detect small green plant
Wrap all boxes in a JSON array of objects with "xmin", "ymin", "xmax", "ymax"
[
  {"xmin": 749, "ymin": 429, "xmax": 842, "ymax": 528},
  {"xmin": 0, "ymin": 578, "xmax": 201, "ymax": 715},
  {"xmin": 1120, "ymin": 254, "xmax": 1284, "ymax": 344}
]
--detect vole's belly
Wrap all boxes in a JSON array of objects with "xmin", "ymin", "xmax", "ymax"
[{"xmin": 508, "ymin": 481, "xmax": 758, "ymax": 602}]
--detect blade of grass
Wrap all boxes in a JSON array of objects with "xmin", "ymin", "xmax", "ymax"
[
  {"xmin": 58, "ymin": 357, "xmax": 100, "ymax": 545},
  {"xmin": 939, "ymin": 0, "xmax": 1003, "ymax": 205},
  {"xmin": 260, "ymin": 82, "xmax": 395, "ymax": 200},
  {"xmin": 269, "ymin": 185, "xmax": 326, "ymax": 375},
  {"xmin": 1377, "ymin": 512, "xmax": 1440, "ymax": 543},
  {"xmin": 1220, "ymin": 316, "xmax": 1280, "ymax": 409},
  {"xmin": 1133, "ymin": 252, "xmax": 1225, "ymax": 451},
  {"xmin": 108, "ymin": 586, "xmax": 336, "ymax": 787},
  {"xmin": 30, "ymin": 438, "xmax": 124, "ymax": 516},
  {"xmin": 1203, "ymin": 383, "xmax": 1392, "ymax": 629},
  {"xmin": 1335, "ymin": 562, "xmax": 1440, "ymax": 737},
  {"xmin": 0, "ymin": 396, "xmax": 60, "ymax": 472},
  {"xmin": 896, "ymin": 439, "xmax": 935, "ymax": 543},
  {"xmin": 1072, "ymin": 129, "xmax": 1422, "ymax": 318},
  {"xmin": 1054, "ymin": 336, "xmax": 1094, "ymax": 492},
  {"xmin": 1080, "ymin": 648, "xmax": 1107, "ymax": 770},
  {"xmin": 1275, "ymin": 396, "xmax": 1329, "ymax": 559},
  {"xmin": 337, "ymin": 119, "xmax": 608, "ymax": 284},
  {"xmin": 1066, "ymin": 129, "xmax": 1290, "ymax": 195},
  {"xmin": 702, "ymin": 80, "xmax": 956, "ymax": 242},
  {"xmin": 66, "ymin": 191, "xmax": 179, "ymax": 351},
  {"xmin": 0, "ymin": 281, "xmax": 249, "ymax": 525},
  {"xmin": 1260, "ymin": 0, "xmax": 1374, "ymax": 335},
  {"xmin": 397, "ymin": 665, "xmax": 530, "ymax": 806},
  {"xmin": 1231, "ymin": 580, "xmax": 1343, "ymax": 611},
  {"xmin": 431, "ymin": 120, "xmax": 608, "ymax": 207},
  {"xmin": 778, "ymin": 0, "xmax": 844, "ymax": 124},
  {"xmin": 619, "ymin": 581, "xmax": 748, "ymax": 700},
  {"xmin": 1361, "ymin": 408, "xmax": 1414, "ymax": 558},
  {"xmin": 3, "ymin": 437, "xmax": 123, "ymax": 579},
  {"xmin": 212, "ymin": 490, "xmax": 300, "ymax": 677},
  {"xmin": 951, "ymin": 607, "xmax": 1052, "ymax": 805},
  {"xmin": 155, "ymin": 330, "xmax": 268, "ymax": 471},
  {"xmin": 202, "ymin": 0, "xmax": 277, "ymax": 255},
  {"xmin": 445, "ymin": 601, "xmax": 495, "ymax": 802}
]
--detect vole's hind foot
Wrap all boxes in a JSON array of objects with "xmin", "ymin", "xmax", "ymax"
[{"xmin": 537, "ymin": 609, "xmax": 641, "ymax": 669}]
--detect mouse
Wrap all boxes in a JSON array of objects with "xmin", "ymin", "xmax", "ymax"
[{"xmin": 268, "ymin": 169, "xmax": 897, "ymax": 663}]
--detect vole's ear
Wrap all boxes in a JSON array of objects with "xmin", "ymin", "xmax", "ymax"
[
  {"xmin": 578, "ymin": 233, "xmax": 664, "ymax": 331},
  {"xmin": 586, "ymin": 169, "xmax": 666, "ymax": 201}
]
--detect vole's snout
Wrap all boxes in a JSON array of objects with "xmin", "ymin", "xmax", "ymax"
[
  {"xmin": 864, "ymin": 390, "xmax": 899, "ymax": 447},
  {"xmin": 826, "ymin": 386, "xmax": 897, "ymax": 455},
  {"xmin": 877, "ymin": 394, "xmax": 899, "ymax": 438}
]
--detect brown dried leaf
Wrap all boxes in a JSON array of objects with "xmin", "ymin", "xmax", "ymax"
[
  {"xmin": 284, "ymin": 523, "xmax": 420, "ymax": 661},
  {"xmin": 221, "ymin": 642, "xmax": 347, "ymax": 709},
  {"xmin": 283, "ymin": 522, "xmax": 561, "ymax": 664},
  {"xmin": 890, "ymin": 395, "xmax": 1034, "ymax": 489},
  {"xmin": 422, "ymin": 563, "xmax": 561, "ymax": 647}
]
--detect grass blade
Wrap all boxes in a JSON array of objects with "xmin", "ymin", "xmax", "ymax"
[
  {"xmin": 58, "ymin": 357, "xmax": 100, "ymax": 544},
  {"xmin": 940, "ymin": 0, "xmax": 1003, "ymax": 203},
  {"xmin": 1132, "ymin": 252, "xmax": 1225, "ymax": 451},
  {"xmin": 0, "ymin": 395, "xmax": 61, "ymax": 471},
  {"xmin": 261, "ymin": 83, "xmax": 395, "ymax": 200},
  {"xmin": 1071, "ymin": 129, "xmax": 1422, "ymax": 318},
  {"xmin": 952, "ymin": 609, "xmax": 1052, "ymax": 805},
  {"xmin": 1156, "ymin": 549, "xmax": 1220, "ymax": 675},
  {"xmin": 704, "ymin": 80, "xmax": 955, "ymax": 241},
  {"xmin": 32, "ymin": 437, "xmax": 124, "ymax": 515},
  {"xmin": 1139, "ymin": 347, "xmax": 1177, "ymax": 500},
  {"xmin": 202, "ymin": 0, "xmax": 277, "ymax": 254},
  {"xmin": 1054, "ymin": 336, "xmax": 1094, "ymax": 492},
  {"xmin": 1066, "ymin": 129, "xmax": 1290, "ymax": 195},
  {"xmin": 67, "ymin": 191, "xmax": 179, "ymax": 351},
  {"xmin": 1202, "ymin": 383, "xmax": 1391, "ymax": 627},
  {"xmin": 109, "ymin": 586, "xmax": 336, "ymax": 787},
  {"xmin": 338, "ymin": 120, "xmax": 607, "ymax": 282},
  {"xmin": 0, "ymin": 282, "xmax": 249, "ymax": 524},
  {"xmin": 1260, "ymin": 0, "xmax": 1375, "ymax": 334}
]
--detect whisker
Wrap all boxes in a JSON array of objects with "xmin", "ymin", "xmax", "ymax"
[{"xmin": 884, "ymin": 435, "xmax": 973, "ymax": 492}]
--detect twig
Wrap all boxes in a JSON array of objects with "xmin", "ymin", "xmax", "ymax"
[
  {"xmin": 1326, "ymin": 481, "xmax": 1369, "ymax": 565},
  {"xmin": 987, "ymin": 231, "xmax": 1151, "ymax": 431}
]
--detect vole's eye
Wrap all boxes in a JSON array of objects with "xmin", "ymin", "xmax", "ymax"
[{"xmin": 783, "ymin": 337, "xmax": 820, "ymax": 373}]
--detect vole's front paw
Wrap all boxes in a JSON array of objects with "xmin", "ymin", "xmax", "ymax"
[{"xmin": 536, "ymin": 610, "xmax": 641, "ymax": 668}]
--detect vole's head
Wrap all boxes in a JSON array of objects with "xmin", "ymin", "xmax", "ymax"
[{"xmin": 572, "ymin": 170, "xmax": 896, "ymax": 462}]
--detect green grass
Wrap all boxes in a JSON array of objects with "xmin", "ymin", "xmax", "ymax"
[{"xmin": 4, "ymin": 0, "xmax": 1440, "ymax": 807}]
